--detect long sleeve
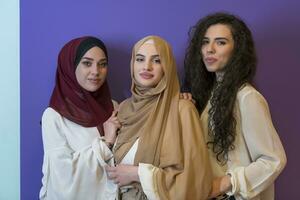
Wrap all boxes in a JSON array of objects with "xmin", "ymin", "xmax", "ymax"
[
  {"xmin": 226, "ymin": 90, "xmax": 287, "ymax": 199},
  {"xmin": 138, "ymin": 163, "xmax": 160, "ymax": 200},
  {"xmin": 39, "ymin": 108, "xmax": 117, "ymax": 200}
]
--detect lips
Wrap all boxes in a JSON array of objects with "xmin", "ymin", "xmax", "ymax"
[
  {"xmin": 139, "ymin": 72, "xmax": 154, "ymax": 79},
  {"xmin": 88, "ymin": 78, "xmax": 101, "ymax": 84},
  {"xmin": 204, "ymin": 57, "xmax": 218, "ymax": 64}
]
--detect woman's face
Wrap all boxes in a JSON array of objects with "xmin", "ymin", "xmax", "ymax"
[
  {"xmin": 75, "ymin": 46, "xmax": 108, "ymax": 92},
  {"xmin": 201, "ymin": 24, "xmax": 234, "ymax": 73},
  {"xmin": 133, "ymin": 41, "xmax": 164, "ymax": 88}
]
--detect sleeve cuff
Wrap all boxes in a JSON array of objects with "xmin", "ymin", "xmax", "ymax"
[
  {"xmin": 226, "ymin": 170, "xmax": 237, "ymax": 196},
  {"xmin": 138, "ymin": 163, "xmax": 160, "ymax": 200},
  {"xmin": 93, "ymin": 137, "xmax": 114, "ymax": 166}
]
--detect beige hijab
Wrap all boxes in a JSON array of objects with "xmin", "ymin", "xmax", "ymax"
[{"xmin": 114, "ymin": 36, "xmax": 211, "ymax": 200}]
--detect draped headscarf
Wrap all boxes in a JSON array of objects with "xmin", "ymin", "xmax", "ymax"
[
  {"xmin": 49, "ymin": 36, "xmax": 113, "ymax": 135},
  {"xmin": 114, "ymin": 36, "xmax": 212, "ymax": 199}
]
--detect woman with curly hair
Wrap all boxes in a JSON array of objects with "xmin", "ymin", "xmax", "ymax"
[{"xmin": 183, "ymin": 12, "xmax": 286, "ymax": 200}]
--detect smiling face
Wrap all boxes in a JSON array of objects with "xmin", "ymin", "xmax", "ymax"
[
  {"xmin": 75, "ymin": 46, "xmax": 108, "ymax": 92},
  {"xmin": 133, "ymin": 40, "xmax": 164, "ymax": 88},
  {"xmin": 201, "ymin": 24, "xmax": 234, "ymax": 74}
]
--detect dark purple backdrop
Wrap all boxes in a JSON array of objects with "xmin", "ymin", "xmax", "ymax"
[{"xmin": 21, "ymin": 0, "xmax": 300, "ymax": 199}]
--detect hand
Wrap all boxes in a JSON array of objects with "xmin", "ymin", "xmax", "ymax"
[
  {"xmin": 105, "ymin": 164, "xmax": 139, "ymax": 187},
  {"xmin": 103, "ymin": 110, "xmax": 121, "ymax": 144},
  {"xmin": 209, "ymin": 175, "xmax": 232, "ymax": 198},
  {"xmin": 179, "ymin": 92, "xmax": 196, "ymax": 104}
]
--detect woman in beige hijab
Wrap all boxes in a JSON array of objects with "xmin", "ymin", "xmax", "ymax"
[{"xmin": 106, "ymin": 35, "xmax": 212, "ymax": 200}]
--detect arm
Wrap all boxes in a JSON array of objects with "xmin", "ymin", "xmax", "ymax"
[
  {"xmin": 40, "ymin": 108, "xmax": 116, "ymax": 200},
  {"xmin": 226, "ymin": 90, "xmax": 287, "ymax": 199},
  {"xmin": 103, "ymin": 110, "xmax": 121, "ymax": 149}
]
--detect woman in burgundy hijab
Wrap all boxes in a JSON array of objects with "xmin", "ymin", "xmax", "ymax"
[{"xmin": 40, "ymin": 36, "xmax": 119, "ymax": 200}]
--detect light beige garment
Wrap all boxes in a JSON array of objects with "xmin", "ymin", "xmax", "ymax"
[
  {"xmin": 114, "ymin": 36, "xmax": 212, "ymax": 200},
  {"xmin": 201, "ymin": 84, "xmax": 286, "ymax": 200},
  {"xmin": 40, "ymin": 107, "xmax": 117, "ymax": 200}
]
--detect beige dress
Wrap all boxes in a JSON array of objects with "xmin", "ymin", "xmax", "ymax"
[{"xmin": 201, "ymin": 84, "xmax": 286, "ymax": 200}]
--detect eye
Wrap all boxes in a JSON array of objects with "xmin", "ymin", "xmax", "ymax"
[
  {"xmin": 153, "ymin": 58, "xmax": 161, "ymax": 64},
  {"xmin": 136, "ymin": 57, "xmax": 144, "ymax": 62},
  {"xmin": 98, "ymin": 62, "xmax": 108, "ymax": 68},
  {"xmin": 201, "ymin": 39, "xmax": 209, "ymax": 46},
  {"xmin": 216, "ymin": 40, "xmax": 226, "ymax": 45},
  {"xmin": 82, "ymin": 61, "xmax": 92, "ymax": 67}
]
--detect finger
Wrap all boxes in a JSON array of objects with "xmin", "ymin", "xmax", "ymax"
[
  {"xmin": 112, "ymin": 110, "xmax": 118, "ymax": 117},
  {"xmin": 111, "ymin": 116, "xmax": 119, "ymax": 121},
  {"xmin": 187, "ymin": 93, "xmax": 192, "ymax": 100},
  {"xmin": 191, "ymin": 99, "xmax": 196, "ymax": 105},
  {"xmin": 180, "ymin": 93, "xmax": 185, "ymax": 99},
  {"xmin": 179, "ymin": 93, "xmax": 183, "ymax": 99},
  {"xmin": 114, "ymin": 121, "xmax": 122, "ymax": 128},
  {"xmin": 105, "ymin": 166, "xmax": 116, "ymax": 172},
  {"xmin": 107, "ymin": 172, "xmax": 117, "ymax": 179}
]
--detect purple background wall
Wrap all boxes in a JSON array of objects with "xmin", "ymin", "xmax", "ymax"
[{"xmin": 21, "ymin": 0, "xmax": 300, "ymax": 199}]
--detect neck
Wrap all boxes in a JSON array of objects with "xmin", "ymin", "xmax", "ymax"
[{"xmin": 215, "ymin": 71, "xmax": 224, "ymax": 82}]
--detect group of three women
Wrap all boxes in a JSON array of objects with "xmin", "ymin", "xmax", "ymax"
[{"xmin": 40, "ymin": 12, "xmax": 286, "ymax": 200}]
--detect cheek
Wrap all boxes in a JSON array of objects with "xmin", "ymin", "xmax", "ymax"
[
  {"xmin": 75, "ymin": 68, "xmax": 83, "ymax": 82},
  {"xmin": 101, "ymin": 68, "xmax": 108, "ymax": 78},
  {"xmin": 133, "ymin": 63, "xmax": 140, "ymax": 78},
  {"xmin": 201, "ymin": 47, "xmax": 205, "ymax": 56},
  {"xmin": 158, "ymin": 67, "xmax": 164, "ymax": 78}
]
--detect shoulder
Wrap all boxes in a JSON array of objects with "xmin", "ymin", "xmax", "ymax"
[
  {"xmin": 178, "ymin": 99, "xmax": 199, "ymax": 114},
  {"xmin": 118, "ymin": 98, "xmax": 132, "ymax": 109},
  {"xmin": 237, "ymin": 84, "xmax": 269, "ymax": 112},
  {"xmin": 42, "ymin": 107, "xmax": 64, "ymax": 126},
  {"xmin": 42, "ymin": 107, "xmax": 61, "ymax": 120},
  {"xmin": 237, "ymin": 84, "xmax": 267, "ymax": 105}
]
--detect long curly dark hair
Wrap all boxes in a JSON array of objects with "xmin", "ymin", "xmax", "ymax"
[{"xmin": 184, "ymin": 12, "xmax": 257, "ymax": 164}]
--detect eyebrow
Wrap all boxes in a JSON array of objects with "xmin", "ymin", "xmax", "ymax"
[
  {"xmin": 203, "ymin": 37, "xmax": 230, "ymax": 41},
  {"xmin": 136, "ymin": 54, "xmax": 145, "ymax": 57},
  {"xmin": 136, "ymin": 53, "xmax": 160, "ymax": 58},
  {"xmin": 81, "ymin": 57, "xmax": 107, "ymax": 62}
]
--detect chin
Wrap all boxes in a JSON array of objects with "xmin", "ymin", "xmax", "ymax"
[
  {"xmin": 85, "ymin": 86, "xmax": 101, "ymax": 92},
  {"xmin": 205, "ymin": 66, "xmax": 219, "ymax": 72}
]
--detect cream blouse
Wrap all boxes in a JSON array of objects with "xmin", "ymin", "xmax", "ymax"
[
  {"xmin": 201, "ymin": 84, "xmax": 286, "ymax": 200},
  {"xmin": 39, "ymin": 107, "xmax": 117, "ymax": 200},
  {"xmin": 40, "ymin": 106, "xmax": 156, "ymax": 200}
]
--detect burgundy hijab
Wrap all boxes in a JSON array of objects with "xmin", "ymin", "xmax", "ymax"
[{"xmin": 49, "ymin": 36, "xmax": 113, "ymax": 135}]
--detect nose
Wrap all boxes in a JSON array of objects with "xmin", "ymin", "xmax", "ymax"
[
  {"xmin": 91, "ymin": 64, "xmax": 100, "ymax": 76},
  {"xmin": 206, "ymin": 42, "xmax": 215, "ymax": 54},
  {"xmin": 143, "ymin": 60, "xmax": 152, "ymax": 71}
]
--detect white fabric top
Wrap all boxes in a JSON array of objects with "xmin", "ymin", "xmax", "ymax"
[
  {"xmin": 118, "ymin": 139, "xmax": 160, "ymax": 200},
  {"xmin": 201, "ymin": 84, "xmax": 287, "ymax": 200},
  {"xmin": 39, "ymin": 107, "xmax": 117, "ymax": 200}
]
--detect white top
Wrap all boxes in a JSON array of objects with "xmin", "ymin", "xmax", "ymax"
[
  {"xmin": 201, "ymin": 85, "xmax": 287, "ymax": 200},
  {"xmin": 119, "ymin": 139, "xmax": 160, "ymax": 200},
  {"xmin": 39, "ymin": 107, "xmax": 117, "ymax": 200}
]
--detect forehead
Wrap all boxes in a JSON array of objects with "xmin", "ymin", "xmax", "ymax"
[
  {"xmin": 136, "ymin": 41, "xmax": 158, "ymax": 55},
  {"xmin": 83, "ymin": 46, "xmax": 106, "ymax": 58},
  {"xmin": 204, "ymin": 24, "xmax": 232, "ymax": 38}
]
